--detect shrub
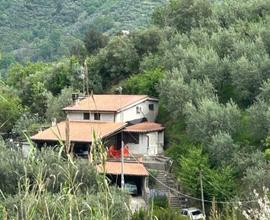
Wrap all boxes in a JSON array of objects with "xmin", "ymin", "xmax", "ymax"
[
  {"xmin": 132, "ymin": 208, "xmax": 188, "ymax": 220},
  {"xmin": 0, "ymin": 142, "xmax": 130, "ymax": 219},
  {"xmin": 148, "ymin": 169, "xmax": 158, "ymax": 188},
  {"xmin": 151, "ymin": 195, "xmax": 168, "ymax": 209},
  {"xmin": 265, "ymin": 149, "xmax": 270, "ymax": 161}
]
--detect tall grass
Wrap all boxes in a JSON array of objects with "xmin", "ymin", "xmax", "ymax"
[{"xmin": 0, "ymin": 138, "xmax": 130, "ymax": 220}]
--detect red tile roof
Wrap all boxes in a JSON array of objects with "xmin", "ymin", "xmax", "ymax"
[
  {"xmin": 31, "ymin": 121, "xmax": 126, "ymax": 143},
  {"xmin": 97, "ymin": 161, "xmax": 149, "ymax": 176},
  {"xmin": 124, "ymin": 122, "xmax": 164, "ymax": 133},
  {"xmin": 63, "ymin": 95, "xmax": 155, "ymax": 112}
]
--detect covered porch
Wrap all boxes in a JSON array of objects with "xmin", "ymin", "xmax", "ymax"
[
  {"xmin": 123, "ymin": 122, "xmax": 165, "ymax": 156},
  {"xmin": 97, "ymin": 161, "xmax": 149, "ymax": 198},
  {"xmin": 31, "ymin": 120, "xmax": 127, "ymax": 158}
]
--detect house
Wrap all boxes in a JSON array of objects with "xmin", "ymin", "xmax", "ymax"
[
  {"xmin": 63, "ymin": 95, "xmax": 159, "ymax": 123},
  {"xmin": 31, "ymin": 94, "xmax": 165, "ymax": 198},
  {"xmin": 32, "ymin": 94, "xmax": 164, "ymax": 157},
  {"xmin": 31, "ymin": 95, "xmax": 164, "ymax": 156}
]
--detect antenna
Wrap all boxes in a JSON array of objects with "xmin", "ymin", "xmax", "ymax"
[
  {"xmin": 80, "ymin": 65, "xmax": 85, "ymax": 94},
  {"xmin": 84, "ymin": 60, "xmax": 89, "ymax": 96}
]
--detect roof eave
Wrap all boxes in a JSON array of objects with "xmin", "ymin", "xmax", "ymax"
[
  {"xmin": 116, "ymin": 96, "xmax": 158, "ymax": 113},
  {"xmin": 124, "ymin": 127, "xmax": 165, "ymax": 133}
]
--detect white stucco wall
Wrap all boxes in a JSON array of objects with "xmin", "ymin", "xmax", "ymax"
[
  {"xmin": 67, "ymin": 111, "xmax": 84, "ymax": 120},
  {"xmin": 158, "ymin": 131, "xmax": 164, "ymax": 154},
  {"xmin": 100, "ymin": 113, "xmax": 114, "ymax": 121},
  {"xmin": 66, "ymin": 98, "xmax": 158, "ymax": 123},
  {"xmin": 66, "ymin": 111, "xmax": 115, "ymax": 122},
  {"xmin": 128, "ymin": 134, "xmax": 148, "ymax": 155},
  {"xmin": 115, "ymin": 100, "xmax": 158, "ymax": 123},
  {"xmin": 127, "ymin": 131, "xmax": 164, "ymax": 156}
]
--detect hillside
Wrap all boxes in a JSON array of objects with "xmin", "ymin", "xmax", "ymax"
[
  {"xmin": 2, "ymin": 0, "xmax": 270, "ymax": 218},
  {"xmin": 0, "ymin": 0, "xmax": 166, "ymax": 63}
]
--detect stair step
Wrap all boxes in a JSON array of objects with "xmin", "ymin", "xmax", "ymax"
[{"xmin": 150, "ymin": 169, "xmax": 189, "ymax": 209}]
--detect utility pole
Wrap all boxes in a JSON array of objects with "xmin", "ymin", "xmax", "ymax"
[
  {"xmin": 200, "ymin": 169, "xmax": 206, "ymax": 217},
  {"xmin": 119, "ymin": 87, "xmax": 125, "ymax": 190},
  {"xmin": 121, "ymin": 135, "xmax": 125, "ymax": 190}
]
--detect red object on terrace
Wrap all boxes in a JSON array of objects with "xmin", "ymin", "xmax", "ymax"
[{"xmin": 108, "ymin": 145, "xmax": 129, "ymax": 158}]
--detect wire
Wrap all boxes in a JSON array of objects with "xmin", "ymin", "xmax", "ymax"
[
  {"xmin": 113, "ymin": 108, "xmax": 257, "ymax": 205},
  {"xmin": 125, "ymin": 147, "xmax": 258, "ymax": 205}
]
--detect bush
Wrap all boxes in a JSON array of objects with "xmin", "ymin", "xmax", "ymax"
[
  {"xmin": 0, "ymin": 142, "xmax": 130, "ymax": 219},
  {"xmin": 151, "ymin": 195, "xmax": 169, "ymax": 209},
  {"xmin": 121, "ymin": 69, "xmax": 164, "ymax": 97},
  {"xmin": 265, "ymin": 148, "xmax": 270, "ymax": 161},
  {"xmin": 132, "ymin": 208, "xmax": 188, "ymax": 220},
  {"xmin": 148, "ymin": 169, "xmax": 158, "ymax": 188}
]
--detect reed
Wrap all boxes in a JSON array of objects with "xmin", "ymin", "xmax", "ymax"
[{"xmin": 0, "ymin": 136, "xmax": 129, "ymax": 220}]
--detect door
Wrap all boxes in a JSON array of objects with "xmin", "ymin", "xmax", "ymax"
[{"xmin": 147, "ymin": 132, "xmax": 157, "ymax": 155}]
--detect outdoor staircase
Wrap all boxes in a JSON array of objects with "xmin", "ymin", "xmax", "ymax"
[
  {"xmin": 154, "ymin": 170, "xmax": 188, "ymax": 209},
  {"xmin": 143, "ymin": 156, "xmax": 189, "ymax": 209}
]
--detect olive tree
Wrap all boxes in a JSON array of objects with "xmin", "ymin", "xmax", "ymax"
[
  {"xmin": 46, "ymin": 87, "xmax": 75, "ymax": 122},
  {"xmin": 207, "ymin": 132, "xmax": 239, "ymax": 167},
  {"xmin": 159, "ymin": 68, "xmax": 215, "ymax": 119},
  {"xmin": 184, "ymin": 98, "xmax": 241, "ymax": 143},
  {"xmin": 247, "ymin": 100, "xmax": 270, "ymax": 143}
]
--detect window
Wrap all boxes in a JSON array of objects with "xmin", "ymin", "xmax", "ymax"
[
  {"xmin": 149, "ymin": 104, "xmax": 154, "ymax": 111},
  {"xmin": 136, "ymin": 106, "xmax": 141, "ymax": 114},
  {"xmin": 124, "ymin": 133, "xmax": 139, "ymax": 144},
  {"xmin": 94, "ymin": 113, "xmax": 100, "ymax": 120},
  {"xmin": 83, "ymin": 113, "xmax": 90, "ymax": 120}
]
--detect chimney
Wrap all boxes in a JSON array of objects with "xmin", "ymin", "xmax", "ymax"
[
  {"xmin": 72, "ymin": 93, "xmax": 79, "ymax": 104},
  {"xmin": 52, "ymin": 118, "xmax": 57, "ymax": 126}
]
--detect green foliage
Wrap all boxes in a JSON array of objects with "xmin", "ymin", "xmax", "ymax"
[
  {"xmin": 0, "ymin": 141, "xmax": 129, "ymax": 219},
  {"xmin": 178, "ymin": 147, "xmax": 236, "ymax": 201},
  {"xmin": 0, "ymin": 85, "xmax": 23, "ymax": 134},
  {"xmin": 264, "ymin": 148, "xmax": 270, "ymax": 161},
  {"xmin": 5, "ymin": 59, "xmax": 83, "ymax": 117},
  {"xmin": 6, "ymin": 62, "xmax": 48, "ymax": 90},
  {"xmin": 0, "ymin": 0, "xmax": 166, "ymax": 69},
  {"xmin": 160, "ymin": 68, "xmax": 215, "ymax": 119},
  {"xmin": 230, "ymin": 53, "xmax": 270, "ymax": 106},
  {"xmin": 46, "ymin": 87, "xmax": 75, "ymax": 122},
  {"xmin": 153, "ymin": 208, "xmax": 187, "ymax": 220},
  {"xmin": 132, "ymin": 208, "xmax": 188, "ymax": 220},
  {"xmin": 184, "ymin": 98, "xmax": 241, "ymax": 143},
  {"xmin": 131, "ymin": 27, "xmax": 165, "ymax": 56},
  {"xmin": 151, "ymin": 195, "xmax": 168, "ymax": 209},
  {"xmin": 84, "ymin": 29, "xmax": 109, "ymax": 54},
  {"xmin": 12, "ymin": 112, "xmax": 44, "ymax": 138},
  {"xmin": 87, "ymin": 36, "xmax": 140, "ymax": 89},
  {"xmin": 6, "ymin": 62, "xmax": 49, "ymax": 117},
  {"xmin": 122, "ymin": 69, "xmax": 164, "ymax": 97},
  {"xmin": 44, "ymin": 58, "xmax": 82, "ymax": 95},
  {"xmin": 241, "ymin": 157, "xmax": 270, "ymax": 193},
  {"xmin": 258, "ymin": 79, "xmax": 270, "ymax": 102},
  {"xmin": 178, "ymin": 147, "xmax": 208, "ymax": 196},
  {"xmin": 153, "ymin": 0, "xmax": 212, "ymax": 32},
  {"xmin": 2, "ymin": 0, "xmax": 270, "ymax": 212},
  {"xmin": 148, "ymin": 169, "xmax": 158, "ymax": 188},
  {"xmin": 247, "ymin": 100, "xmax": 270, "ymax": 143},
  {"xmin": 231, "ymin": 150, "xmax": 265, "ymax": 180},
  {"xmin": 207, "ymin": 132, "xmax": 239, "ymax": 167},
  {"xmin": 151, "ymin": 0, "xmax": 270, "ymax": 107}
]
